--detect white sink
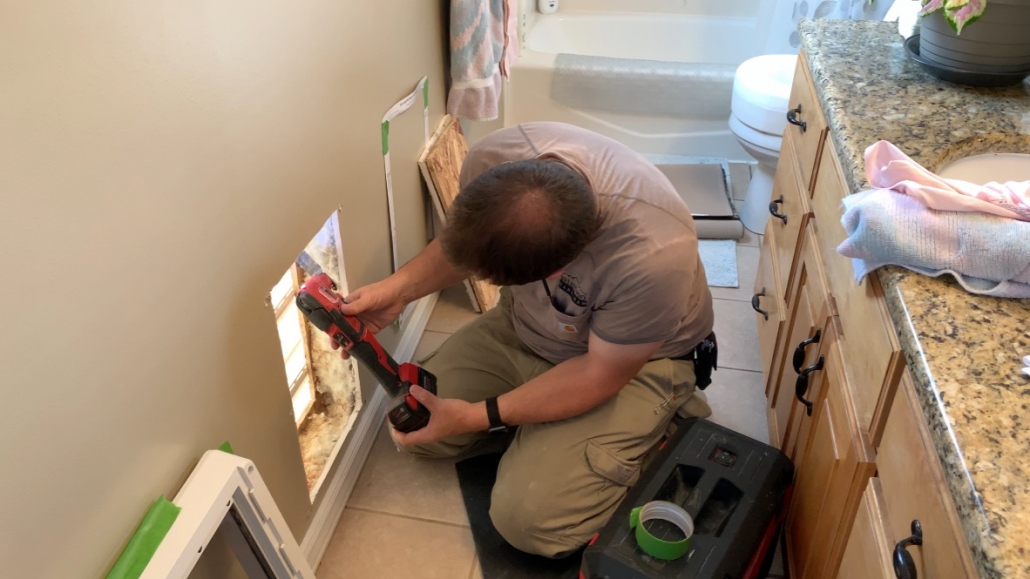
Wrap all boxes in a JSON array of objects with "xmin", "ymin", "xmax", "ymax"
[{"xmin": 938, "ymin": 153, "xmax": 1030, "ymax": 184}]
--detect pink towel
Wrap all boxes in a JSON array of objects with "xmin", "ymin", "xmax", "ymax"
[{"xmin": 865, "ymin": 140, "xmax": 1030, "ymax": 221}]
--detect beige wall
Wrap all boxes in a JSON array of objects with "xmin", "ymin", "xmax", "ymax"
[{"xmin": 0, "ymin": 1, "xmax": 446, "ymax": 576}]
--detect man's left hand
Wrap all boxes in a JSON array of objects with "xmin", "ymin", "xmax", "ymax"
[{"xmin": 392, "ymin": 385, "xmax": 480, "ymax": 447}]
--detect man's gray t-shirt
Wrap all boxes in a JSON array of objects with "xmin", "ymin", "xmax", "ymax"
[{"xmin": 459, "ymin": 122, "xmax": 714, "ymax": 364}]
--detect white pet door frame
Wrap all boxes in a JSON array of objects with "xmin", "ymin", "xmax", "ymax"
[{"xmin": 141, "ymin": 450, "xmax": 316, "ymax": 579}]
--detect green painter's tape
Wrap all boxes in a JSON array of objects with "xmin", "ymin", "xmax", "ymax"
[
  {"xmin": 422, "ymin": 78, "xmax": 429, "ymax": 107},
  {"xmin": 381, "ymin": 121, "xmax": 390, "ymax": 155},
  {"xmin": 106, "ymin": 496, "xmax": 181, "ymax": 579},
  {"xmin": 218, "ymin": 440, "xmax": 234, "ymax": 454}
]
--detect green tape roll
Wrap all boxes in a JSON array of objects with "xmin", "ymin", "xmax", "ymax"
[
  {"xmin": 106, "ymin": 496, "xmax": 181, "ymax": 579},
  {"xmin": 629, "ymin": 501, "xmax": 694, "ymax": 561}
]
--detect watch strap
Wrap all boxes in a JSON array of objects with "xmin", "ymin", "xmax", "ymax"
[{"xmin": 485, "ymin": 396, "xmax": 507, "ymax": 433}]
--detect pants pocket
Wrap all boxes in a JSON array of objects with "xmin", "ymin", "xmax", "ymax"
[{"xmin": 585, "ymin": 439, "xmax": 641, "ymax": 487}]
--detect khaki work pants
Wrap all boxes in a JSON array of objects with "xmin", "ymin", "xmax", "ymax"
[{"xmin": 402, "ymin": 290, "xmax": 711, "ymax": 558}]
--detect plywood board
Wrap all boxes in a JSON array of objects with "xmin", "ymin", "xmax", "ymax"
[{"xmin": 419, "ymin": 115, "xmax": 500, "ymax": 312}]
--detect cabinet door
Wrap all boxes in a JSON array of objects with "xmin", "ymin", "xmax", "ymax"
[
  {"xmin": 810, "ymin": 137, "xmax": 905, "ymax": 443},
  {"xmin": 755, "ymin": 220, "xmax": 786, "ymax": 388},
  {"xmin": 768, "ymin": 228, "xmax": 829, "ymax": 456},
  {"xmin": 768, "ymin": 133, "xmax": 810, "ymax": 298},
  {"xmin": 786, "ymin": 53, "xmax": 828, "ymax": 192},
  {"xmin": 877, "ymin": 373, "xmax": 978, "ymax": 578},
  {"xmin": 836, "ymin": 479, "xmax": 893, "ymax": 579},
  {"xmin": 787, "ymin": 326, "xmax": 876, "ymax": 579}
]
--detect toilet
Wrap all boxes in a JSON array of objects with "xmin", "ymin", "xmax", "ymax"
[{"xmin": 729, "ymin": 54, "xmax": 799, "ymax": 233}]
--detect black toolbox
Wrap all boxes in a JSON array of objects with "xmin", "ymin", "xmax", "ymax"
[{"xmin": 581, "ymin": 418, "xmax": 794, "ymax": 579}]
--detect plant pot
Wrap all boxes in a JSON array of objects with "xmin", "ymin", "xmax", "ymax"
[{"xmin": 919, "ymin": 0, "xmax": 1030, "ymax": 73}]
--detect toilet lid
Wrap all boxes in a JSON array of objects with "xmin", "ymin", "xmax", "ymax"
[{"xmin": 731, "ymin": 54, "xmax": 798, "ymax": 135}]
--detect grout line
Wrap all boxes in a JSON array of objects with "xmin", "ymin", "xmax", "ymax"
[
  {"xmin": 718, "ymin": 364, "xmax": 764, "ymax": 373},
  {"xmin": 709, "ymin": 294, "xmax": 760, "ymax": 304},
  {"xmin": 346, "ymin": 506, "xmax": 472, "ymax": 529}
]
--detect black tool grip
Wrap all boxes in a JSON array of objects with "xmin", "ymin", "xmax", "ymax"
[{"xmin": 339, "ymin": 334, "xmax": 404, "ymax": 397}]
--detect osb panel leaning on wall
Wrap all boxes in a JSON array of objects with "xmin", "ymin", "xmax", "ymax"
[{"xmin": 419, "ymin": 115, "xmax": 500, "ymax": 312}]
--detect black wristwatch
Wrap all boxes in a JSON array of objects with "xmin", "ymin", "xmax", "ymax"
[{"xmin": 485, "ymin": 396, "xmax": 508, "ymax": 433}]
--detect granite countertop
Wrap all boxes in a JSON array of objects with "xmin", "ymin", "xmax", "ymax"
[{"xmin": 799, "ymin": 19, "xmax": 1030, "ymax": 579}]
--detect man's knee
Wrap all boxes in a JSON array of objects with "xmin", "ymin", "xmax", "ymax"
[
  {"xmin": 489, "ymin": 477, "xmax": 594, "ymax": 558},
  {"xmin": 395, "ymin": 436, "xmax": 474, "ymax": 459},
  {"xmin": 395, "ymin": 429, "xmax": 502, "ymax": 459}
]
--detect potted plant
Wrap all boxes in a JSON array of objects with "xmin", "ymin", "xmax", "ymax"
[{"xmin": 917, "ymin": 0, "xmax": 1030, "ymax": 73}]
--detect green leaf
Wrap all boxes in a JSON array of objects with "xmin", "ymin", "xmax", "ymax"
[{"xmin": 946, "ymin": 0, "xmax": 986, "ymax": 34}]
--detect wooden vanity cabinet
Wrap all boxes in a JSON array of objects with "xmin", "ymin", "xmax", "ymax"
[{"xmin": 760, "ymin": 52, "xmax": 979, "ymax": 579}]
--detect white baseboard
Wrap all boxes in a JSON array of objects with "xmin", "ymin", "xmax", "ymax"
[{"xmin": 299, "ymin": 291, "xmax": 440, "ymax": 569}]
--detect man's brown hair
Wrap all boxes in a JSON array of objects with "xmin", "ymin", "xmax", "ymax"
[{"xmin": 441, "ymin": 159, "xmax": 598, "ymax": 286}]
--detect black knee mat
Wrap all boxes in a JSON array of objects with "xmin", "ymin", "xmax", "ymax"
[{"xmin": 455, "ymin": 452, "xmax": 583, "ymax": 579}]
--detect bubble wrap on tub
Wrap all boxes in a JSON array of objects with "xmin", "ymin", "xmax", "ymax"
[{"xmin": 551, "ymin": 54, "xmax": 735, "ymax": 119}]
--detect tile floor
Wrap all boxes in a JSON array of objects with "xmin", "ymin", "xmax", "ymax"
[{"xmin": 317, "ymin": 163, "xmax": 786, "ymax": 579}]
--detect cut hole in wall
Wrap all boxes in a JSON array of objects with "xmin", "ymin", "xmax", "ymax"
[{"xmin": 269, "ymin": 211, "xmax": 361, "ymax": 499}]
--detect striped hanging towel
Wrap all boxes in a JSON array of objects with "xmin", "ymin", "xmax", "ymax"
[{"xmin": 448, "ymin": 0, "xmax": 518, "ymax": 121}]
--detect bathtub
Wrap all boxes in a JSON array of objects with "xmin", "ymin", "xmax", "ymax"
[{"xmin": 506, "ymin": 8, "xmax": 774, "ymax": 159}]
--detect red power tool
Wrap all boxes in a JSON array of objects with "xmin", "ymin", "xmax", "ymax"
[{"xmin": 295, "ymin": 273, "xmax": 436, "ymax": 433}]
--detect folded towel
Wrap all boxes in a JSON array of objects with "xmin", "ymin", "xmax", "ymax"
[
  {"xmin": 865, "ymin": 140, "xmax": 1030, "ymax": 221},
  {"xmin": 448, "ymin": 0, "xmax": 515, "ymax": 122},
  {"xmin": 838, "ymin": 189, "xmax": 1030, "ymax": 298}
]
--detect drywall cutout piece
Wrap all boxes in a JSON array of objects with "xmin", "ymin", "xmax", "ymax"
[
  {"xmin": 419, "ymin": 115, "xmax": 501, "ymax": 312},
  {"xmin": 381, "ymin": 76, "xmax": 430, "ymax": 275},
  {"xmin": 140, "ymin": 450, "xmax": 315, "ymax": 579}
]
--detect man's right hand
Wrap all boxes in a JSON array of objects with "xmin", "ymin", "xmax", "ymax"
[
  {"xmin": 329, "ymin": 278, "xmax": 407, "ymax": 360},
  {"xmin": 340, "ymin": 279, "xmax": 408, "ymax": 334}
]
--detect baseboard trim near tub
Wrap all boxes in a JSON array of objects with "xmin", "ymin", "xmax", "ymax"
[{"xmin": 299, "ymin": 290, "xmax": 440, "ymax": 569}]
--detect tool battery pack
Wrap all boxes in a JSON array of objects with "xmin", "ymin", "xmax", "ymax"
[{"xmin": 581, "ymin": 419, "xmax": 794, "ymax": 579}]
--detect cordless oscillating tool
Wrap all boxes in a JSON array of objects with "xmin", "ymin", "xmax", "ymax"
[{"xmin": 295, "ymin": 273, "xmax": 436, "ymax": 433}]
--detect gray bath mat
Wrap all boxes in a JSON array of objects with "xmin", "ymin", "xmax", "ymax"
[{"xmin": 698, "ymin": 239, "xmax": 739, "ymax": 288}]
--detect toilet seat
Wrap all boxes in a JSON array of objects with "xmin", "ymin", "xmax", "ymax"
[{"xmin": 731, "ymin": 54, "xmax": 798, "ymax": 136}]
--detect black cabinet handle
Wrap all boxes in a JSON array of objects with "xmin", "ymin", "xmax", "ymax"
[
  {"xmin": 752, "ymin": 288, "xmax": 769, "ymax": 321},
  {"xmin": 768, "ymin": 195, "xmax": 788, "ymax": 225},
  {"xmin": 787, "ymin": 104, "xmax": 807, "ymax": 132},
  {"xmin": 792, "ymin": 329, "xmax": 822, "ymax": 373},
  {"xmin": 893, "ymin": 520, "xmax": 923, "ymax": 579},
  {"xmin": 794, "ymin": 355, "xmax": 824, "ymax": 416}
]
